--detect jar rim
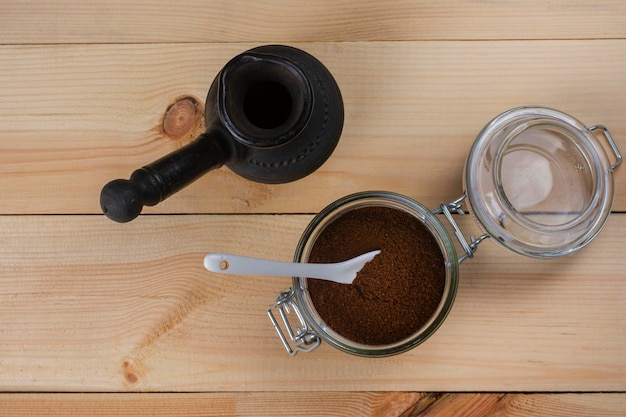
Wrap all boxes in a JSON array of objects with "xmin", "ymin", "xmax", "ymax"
[
  {"xmin": 292, "ymin": 191, "xmax": 459, "ymax": 357},
  {"xmin": 464, "ymin": 106, "xmax": 616, "ymax": 258}
]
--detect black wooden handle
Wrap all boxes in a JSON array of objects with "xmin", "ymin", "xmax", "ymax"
[{"xmin": 100, "ymin": 131, "xmax": 231, "ymax": 222}]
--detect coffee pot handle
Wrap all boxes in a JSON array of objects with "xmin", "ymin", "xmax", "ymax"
[{"xmin": 100, "ymin": 130, "xmax": 231, "ymax": 223}]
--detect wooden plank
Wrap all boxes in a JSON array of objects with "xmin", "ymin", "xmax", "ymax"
[
  {"xmin": 0, "ymin": 214, "xmax": 623, "ymax": 392},
  {"xmin": 0, "ymin": 393, "xmax": 625, "ymax": 417},
  {"xmin": 1, "ymin": 1, "xmax": 625, "ymax": 44},
  {"xmin": 1, "ymin": 41, "xmax": 625, "ymax": 215}
]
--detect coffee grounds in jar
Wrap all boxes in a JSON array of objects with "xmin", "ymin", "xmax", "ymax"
[{"xmin": 307, "ymin": 206, "xmax": 445, "ymax": 346}]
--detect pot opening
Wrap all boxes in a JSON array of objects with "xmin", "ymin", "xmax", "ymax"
[{"xmin": 243, "ymin": 80, "xmax": 293, "ymax": 130}]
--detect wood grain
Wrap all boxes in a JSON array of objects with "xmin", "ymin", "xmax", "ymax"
[
  {"xmin": 1, "ymin": 0, "xmax": 625, "ymax": 411},
  {"xmin": 0, "ymin": 393, "xmax": 625, "ymax": 416},
  {"xmin": 0, "ymin": 214, "xmax": 623, "ymax": 392},
  {"xmin": 1, "ymin": 41, "xmax": 624, "ymax": 215},
  {"xmin": 1, "ymin": 1, "xmax": 625, "ymax": 44}
]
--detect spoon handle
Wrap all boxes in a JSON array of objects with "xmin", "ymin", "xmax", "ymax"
[{"xmin": 204, "ymin": 253, "xmax": 335, "ymax": 280}]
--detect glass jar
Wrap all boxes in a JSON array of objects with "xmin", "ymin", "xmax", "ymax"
[
  {"xmin": 268, "ymin": 106, "xmax": 622, "ymax": 356},
  {"xmin": 464, "ymin": 106, "xmax": 622, "ymax": 258},
  {"xmin": 269, "ymin": 192, "xmax": 460, "ymax": 357}
]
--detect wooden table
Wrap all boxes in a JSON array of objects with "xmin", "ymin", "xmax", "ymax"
[{"xmin": 1, "ymin": 1, "xmax": 624, "ymax": 415}]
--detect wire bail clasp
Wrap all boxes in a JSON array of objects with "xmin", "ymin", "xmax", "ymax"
[
  {"xmin": 433, "ymin": 193, "xmax": 489, "ymax": 263},
  {"xmin": 589, "ymin": 125, "xmax": 622, "ymax": 172},
  {"xmin": 267, "ymin": 289, "xmax": 321, "ymax": 356}
]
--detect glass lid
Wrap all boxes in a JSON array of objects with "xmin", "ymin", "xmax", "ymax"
[{"xmin": 464, "ymin": 106, "xmax": 620, "ymax": 258}]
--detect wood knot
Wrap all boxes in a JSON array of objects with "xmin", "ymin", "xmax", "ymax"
[
  {"xmin": 162, "ymin": 96, "xmax": 202, "ymax": 140},
  {"xmin": 121, "ymin": 358, "xmax": 141, "ymax": 387}
]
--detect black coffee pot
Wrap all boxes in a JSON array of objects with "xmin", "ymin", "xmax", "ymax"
[{"xmin": 100, "ymin": 45, "xmax": 344, "ymax": 222}]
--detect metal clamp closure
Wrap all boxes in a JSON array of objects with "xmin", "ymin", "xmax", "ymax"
[
  {"xmin": 589, "ymin": 125, "xmax": 622, "ymax": 172},
  {"xmin": 433, "ymin": 193, "xmax": 489, "ymax": 263},
  {"xmin": 267, "ymin": 289, "xmax": 321, "ymax": 356}
]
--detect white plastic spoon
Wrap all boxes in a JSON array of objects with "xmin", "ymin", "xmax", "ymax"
[{"xmin": 203, "ymin": 250, "xmax": 381, "ymax": 285}]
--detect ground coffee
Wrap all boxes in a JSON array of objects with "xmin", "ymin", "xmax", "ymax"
[{"xmin": 307, "ymin": 205, "xmax": 446, "ymax": 346}]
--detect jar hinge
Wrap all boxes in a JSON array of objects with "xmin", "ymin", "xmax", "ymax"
[
  {"xmin": 588, "ymin": 125, "xmax": 622, "ymax": 172},
  {"xmin": 434, "ymin": 193, "xmax": 490, "ymax": 263},
  {"xmin": 267, "ymin": 289, "xmax": 321, "ymax": 355}
]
